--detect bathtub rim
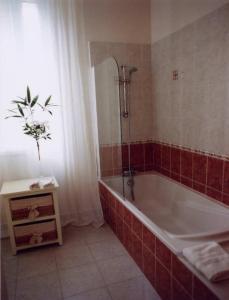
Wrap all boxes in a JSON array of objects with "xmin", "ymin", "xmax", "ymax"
[
  {"xmin": 99, "ymin": 172, "xmax": 229, "ymax": 253},
  {"xmin": 103, "ymin": 171, "xmax": 229, "ymax": 239}
]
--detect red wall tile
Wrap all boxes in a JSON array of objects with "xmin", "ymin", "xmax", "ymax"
[
  {"xmin": 153, "ymin": 142, "xmax": 228, "ymax": 206},
  {"xmin": 155, "ymin": 260, "xmax": 172, "ymax": 300},
  {"xmin": 132, "ymin": 214, "xmax": 142, "ymax": 240},
  {"xmin": 207, "ymin": 157, "xmax": 223, "ymax": 191},
  {"xmin": 154, "ymin": 143, "xmax": 162, "ymax": 170},
  {"xmin": 99, "ymin": 182, "xmax": 108, "ymax": 200},
  {"xmin": 121, "ymin": 144, "xmax": 129, "ymax": 170},
  {"xmin": 223, "ymin": 160, "xmax": 229, "ymax": 194},
  {"xmin": 161, "ymin": 145, "xmax": 171, "ymax": 171},
  {"xmin": 171, "ymin": 172, "xmax": 180, "ymax": 182},
  {"xmin": 109, "ymin": 192, "xmax": 117, "ymax": 210},
  {"xmin": 193, "ymin": 182, "xmax": 205, "ymax": 194},
  {"xmin": 206, "ymin": 187, "xmax": 222, "ymax": 202},
  {"xmin": 223, "ymin": 193, "xmax": 229, "ymax": 205},
  {"xmin": 143, "ymin": 245, "xmax": 155, "ymax": 286},
  {"xmin": 123, "ymin": 206, "xmax": 132, "ymax": 226},
  {"xmin": 143, "ymin": 225, "xmax": 155, "ymax": 254},
  {"xmin": 116, "ymin": 201, "xmax": 124, "ymax": 218},
  {"xmin": 160, "ymin": 168, "xmax": 170, "ymax": 177},
  {"xmin": 130, "ymin": 143, "xmax": 144, "ymax": 171},
  {"xmin": 181, "ymin": 150, "xmax": 193, "ymax": 179},
  {"xmin": 156, "ymin": 237, "xmax": 171, "ymax": 270},
  {"xmin": 109, "ymin": 207, "xmax": 117, "ymax": 233},
  {"xmin": 144, "ymin": 142, "xmax": 154, "ymax": 169},
  {"xmin": 101, "ymin": 169, "xmax": 113, "ymax": 177},
  {"xmin": 112, "ymin": 145, "xmax": 122, "ymax": 171},
  {"xmin": 193, "ymin": 153, "xmax": 207, "ymax": 184},
  {"xmin": 172, "ymin": 278, "xmax": 192, "ymax": 300},
  {"xmin": 100, "ymin": 146, "xmax": 113, "ymax": 174},
  {"xmin": 181, "ymin": 176, "xmax": 193, "ymax": 188},
  {"xmin": 123, "ymin": 222, "xmax": 132, "ymax": 255},
  {"xmin": 132, "ymin": 233, "xmax": 143, "ymax": 270},
  {"xmin": 172, "ymin": 254, "xmax": 193, "ymax": 295},
  {"xmin": 171, "ymin": 148, "xmax": 181, "ymax": 174},
  {"xmin": 116, "ymin": 215, "xmax": 123, "ymax": 243},
  {"xmin": 193, "ymin": 276, "xmax": 219, "ymax": 300}
]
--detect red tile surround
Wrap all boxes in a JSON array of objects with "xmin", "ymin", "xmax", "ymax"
[
  {"xmin": 151, "ymin": 141, "xmax": 229, "ymax": 207},
  {"xmin": 100, "ymin": 141, "xmax": 229, "ymax": 207},
  {"xmin": 99, "ymin": 182, "xmax": 220, "ymax": 300}
]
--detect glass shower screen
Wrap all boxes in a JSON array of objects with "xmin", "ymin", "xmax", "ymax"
[{"xmin": 94, "ymin": 57, "xmax": 124, "ymax": 198}]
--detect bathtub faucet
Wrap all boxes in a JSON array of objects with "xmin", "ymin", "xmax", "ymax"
[
  {"xmin": 122, "ymin": 168, "xmax": 136, "ymax": 177},
  {"xmin": 123, "ymin": 168, "xmax": 135, "ymax": 201}
]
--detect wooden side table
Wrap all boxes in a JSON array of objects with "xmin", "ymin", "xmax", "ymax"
[{"xmin": 0, "ymin": 177, "xmax": 63, "ymax": 255}]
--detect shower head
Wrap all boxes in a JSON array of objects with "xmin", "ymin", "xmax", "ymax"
[
  {"xmin": 120, "ymin": 65, "xmax": 138, "ymax": 74},
  {"xmin": 129, "ymin": 66, "xmax": 138, "ymax": 74},
  {"xmin": 120, "ymin": 65, "xmax": 138, "ymax": 79}
]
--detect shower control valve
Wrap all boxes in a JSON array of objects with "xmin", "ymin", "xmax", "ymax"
[{"xmin": 122, "ymin": 111, "xmax": 129, "ymax": 118}]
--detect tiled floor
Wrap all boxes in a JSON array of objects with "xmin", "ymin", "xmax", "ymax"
[{"xmin": 1, "ymin": 224, "xmax": 161, "ymax": 300}]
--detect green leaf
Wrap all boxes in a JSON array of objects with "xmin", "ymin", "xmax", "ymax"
[
  {"xmin": 45, "ymin": 95, "xmax": 51, "ymax": 106},
  {"xmin": 8, "ymin": 109, "xmax": 17, "ymax": 113},
  {"xmin": 17, "ymin": 104, "xmax": 24, "ymax": 116},
  {"xmin": 18, "ymin": 97, "xmax": 28, "ymax": 104},
  {"xmin": 27, "ymin": 86, "xmax": 31, "ymax": 103},
  {"xmin": 37, "ymin": 103, "xmax": 45, "ymax": 110},
  {"xmin": 12, "ymin": 100, "xmax": 27, "ymax": 105},
  {"xmin": 5, "ymin": 115, "xmax": 22, "ymax": 119},
  {"xmin": 31, "ymin": 95, "xmax": 39, "ymax": 107}
]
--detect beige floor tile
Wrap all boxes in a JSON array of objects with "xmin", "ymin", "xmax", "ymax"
[
  {"xmin": 89, "ymin": 238, "xmax": 127, "ymax": 261},
  {"xmin": 97, "ymin": 255, "xmax": 141, "ymax": 285},
  {"xmin": 3, "ymin": 256, "xmax": 18, "ymax": 279},
  {"xmin": 64, "ymin": 287, "xmax": 111, "ymax": 300},
  {"xmin": 83, "ymin": 225, "xmax": 118, "ymax": 245},
  {"xmin": 108, "ymin": 276, "xmax": 161, "ymax": 300},
  {"xmin": 59, "ymin": 263, "xmax": 105, "ymax": 298},
  {"xmin": 3, "ymin": 275, "xmax": 16, "ymax": 300},
  {"xmin": 1, "ymin": 238, "xmax": 15, "ymax": 259},
  {"xmin": 17, "ymin": 249, "xmax": 56, "ymax": 279},
  {"xmin": 2, "ymin": 224, "xmax": 158, "ymax": 300},
  {"xmin": 62, "ymin": 226, "xmax": 87, "ymax": 246},
  {"xmin": 2, "ymin": 255, "xmax": 18, "ymax": 300},
  {"xmin": 16, "ymin": 271, "xmax": 62, "ymax": 300},
  {"xmin": 56, "ymin": 244, "xmax": 94, "ymax": 270}
]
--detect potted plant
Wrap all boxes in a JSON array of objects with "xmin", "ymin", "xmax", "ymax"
[{"xmin": 5, "ymin": 86, "xmax": 57, "ymax": 161}]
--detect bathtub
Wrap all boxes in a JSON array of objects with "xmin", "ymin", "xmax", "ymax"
[
  {"xmin": 103, "ymin": 172, "xmax": 229, "ymax": 253},
  {"xmin": 100, "ymin": 172, "xmax": 229, "ymax": 300}
]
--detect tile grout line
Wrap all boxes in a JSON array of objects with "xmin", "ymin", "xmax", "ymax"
[
  {"xmin": 86, "ymin": 238, "xmax": 115, "ymax": 300},
  {"xmin": 13, "ymin": 256, "xmax": 19, "ymax": 300},
  {"xmin": 222, "ymin": 160, "xmax": 225, "ymax": 198},
  {"xmin": 54, "ymin": 248, "xmax": 65, "ymax": 300},
  {"xmin": 87, "ymin": 230, "xmax": 148, "ymax": 299}
]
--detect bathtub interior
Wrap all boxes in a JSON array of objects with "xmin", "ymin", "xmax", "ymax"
[{"xmin": 104, "ymin": 173, "xmax": 229, "ymax": 239}]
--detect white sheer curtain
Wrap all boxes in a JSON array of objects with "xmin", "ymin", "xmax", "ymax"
[{"xmin": 0, "ymin": 0, "xmax": 103, "ymax": 235}]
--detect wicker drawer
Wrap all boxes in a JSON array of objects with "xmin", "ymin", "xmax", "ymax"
[
  {"xmin": 14, "ymin": 220, "xmax": 57, "ymax": 246},
  {"xmin": 10, "ymin": 193, "xmax": 54, "ymax": 221}
]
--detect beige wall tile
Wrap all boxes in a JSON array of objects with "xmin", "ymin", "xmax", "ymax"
[{"xmin": 151, "ymin": 4, "xmax": 229, "ymax": 156}]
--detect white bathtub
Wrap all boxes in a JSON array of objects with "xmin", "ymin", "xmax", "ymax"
[
  {"xmin": 101, "ymin": 173, "xmax": 229, "ymax": 300},
  {"xmin": 104, "ymin": 173, "xmax": 229, "ymax": 239}
]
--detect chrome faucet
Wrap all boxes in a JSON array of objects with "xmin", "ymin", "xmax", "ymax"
[
  {"xmin": 122, "ymin": 168, "xmax": 136, "ymax": 201},
  {"xmin": 122, "ymin": 168, "xmax": 136, "ymax": 177}
]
